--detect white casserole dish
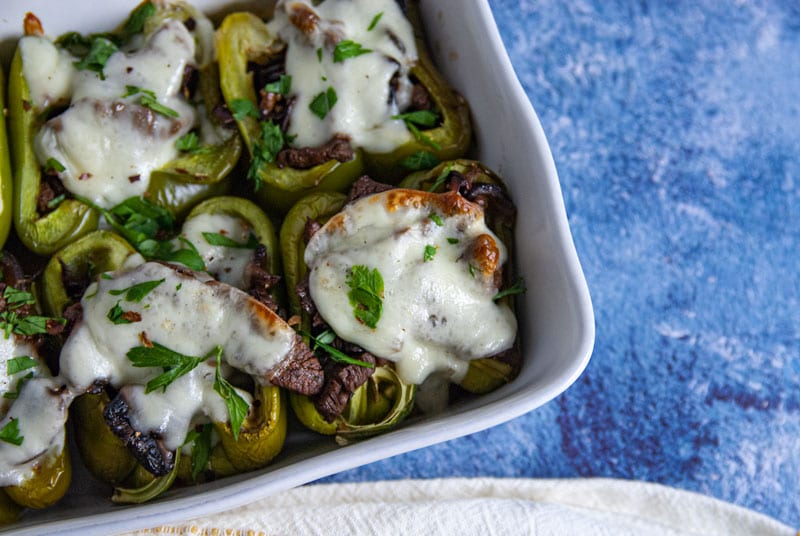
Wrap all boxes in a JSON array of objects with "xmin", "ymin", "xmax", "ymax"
[{"xmin": 0, "ymin": 1, "xmax": 595, "ymax": 534}]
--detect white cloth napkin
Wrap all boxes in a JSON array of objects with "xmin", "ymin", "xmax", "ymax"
[{"xmin": 121, "ymin": 477, "xmax": 796, "ymax": 536}]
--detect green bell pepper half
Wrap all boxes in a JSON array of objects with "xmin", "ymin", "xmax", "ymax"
[
  {"xmin": 0, "ymin": 67, "xmax": 14, "ymax": 250},
  {"xmin": 183, "ymin": 195, "xmax": 280, "ymax": 283},
  {"xmin": 8, "ymin": 46, "xmax": 99, "ymax": 256},
  {"xmin": 280, "ymin": 192, "xmax": 416, "ymax": 440},
  {"xmin": 400, "ymin": 159, "xmax": 520, "ymax": 393},
  {"xmin": 1, "ymin": 252, "xmax": 72, "ymax": 511},
  {"xmin": 216, "ymin": 12, "xmax": 364, "ymax": 213},
  {"xmin": 8, "ymin": 3, "xmax": 241, "ymax": 255},
  {"xmin": 362, "ymin": 1, "xmax": 472, "ymax": 179}
]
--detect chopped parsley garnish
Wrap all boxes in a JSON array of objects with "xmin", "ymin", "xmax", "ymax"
[
  {"xmin": 0, "ymin": 287, "xmax": 65, "ymax": 338},
  {"xmin": 400, "ymin": 150, "xmax": 440, "ymax": 171},
  {"xmin": 187, "ymin": 423, "xmax": 212, "ymax": 481},
  {"xmin": 47, "ymin": 194, "xmax": 67, "ymax": 210},
  {"xmin": 493, "ymin": 277, "xmax": 527, "ymax": 301},
  {"xmin": 175, "ymin": 132, "xmax": 210, "ymax": 154},
  {"xmin": 303, "ymin": 329, "xmax": 374, "ymax": 368},
  {"xmin": 3, "ymin": 287, "xmax": 36, "ymax": 307},
  {"xmin": 3, "ymin": 372, "xmax": 33, "ymax": 400},
  {"xmin": 6, "ymin": 356, "xmax": 37, "ymax": 375},
  {"xmin": 447, "ymin": 237, "xmax": 460, "ymax": 244},
  {"xmin": 45, "ymin": 157, "xmax": 66, "ymax": 174},
  {"xmin": 109, "ymin": 278, "xmax": 165, "ymax": 302},
  {"xmin": 367, "ymin": 12, "xmax": 384, "ymax": 31},
  {"xmin": 0, "ymin": 419, "xmax": 23, "ymax": 446},
  {"xmin": 247, "ymin": 120, "xmax": 285, "ymax": 191},
  {"xmin": 229, "ymin": 98, "xmax": 261, "ymax": 121},
  {"xmin": 316, "ymin": 47, "xmax": 323, "ymax": 62},
  {"xmin": 123, "ymin": 1, "xmax": 156, "ymax": 37},
  {"xmin": 264, "ymin": 74, "xmax": 292, "ymax": 95},
  {"xmin": 346, "ymin": 265, "xmax": 384, "ymax": 329},
  {"xmin": 127, "ymin": 342, "xmax": 211, "ymax": 393},
  {"xmin": 333, "ymin": 40, "xmax": 372, "ymax": 62},
  {"xmin": 108, "ymin": 301, "xmax": 137, "ymax": 325},
  {"xmin": 392, "ymin": 110, "xmax": 442, "ymax": 150},
  {"xmin": 468, "ymin": 263, "xmax": 476, "ymax": 278},
  {"xmin": 309, "ymin": 87, "xmax": 338, "ymax": 120},
  {"xmin": 212, "ymin": 346, "xmax": 249, "ymax": 441},
  {"xmin": 202, "ymin": 232, "xmax": 259, "ymax": 249},
  {"xmin": 123, "ymin": 86, "xmax": 179, "ymax": 118},
  {"xmin": 73, "ymin": 36, "xmax": 118, "ymax": 79},
  {"xmin": 4, "ymin": 357, "xmax": 37, "ymax": 400},
  {"xmin": 429, "ymin": 213, "xmax": 443, "ymax": 226},
  {"xmin": 423, "ymin": 244, "xmax": 437, "ymax": 262},
  {"xmin": 427, "ymin": 164, "xmax": 453, "ymax": 192},
  {"xmin": 76, "ymin": 196, "xmax": 207, "ymax": 272}
]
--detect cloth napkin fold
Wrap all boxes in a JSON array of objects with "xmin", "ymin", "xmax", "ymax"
[{"xmin": 122, "ymin": 477, "xmax": 796, "ymax": 536}]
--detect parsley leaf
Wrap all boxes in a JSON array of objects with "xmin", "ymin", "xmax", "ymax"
[
  {"xmin": 109, "ymin": 278, "xmax": 165, "ymax": 302},
  {"xmin": 3, "ymin": 287, "xmax": 36, "ymax": 307},
  {"xmin": 333, "ymin": 40, "xmax": 372, "ymax": 62},
  {"xmin": 45, "ymin": 157, "xmax": 66, "ymax": 174},
  {"xmin": 400, "ymin": 150, "xmax": 439, "ymax": 171},
  {"xmin": 263, "ymin": 74, "xmax": 292, "ymax": 95},
  {"xmin": 368, "ymin": 12, "xmax": 384, "ymax": 31},
  {"xmin": 346, "ymin": 265, "xmax": 384, "ymax": 329},
  {"xmin": 423, "ymin": 244, "xmax": 437, "ymax": 262},
  {"xmin": 309, "ymin": 87, "xmax": 338, "ymax": 120},
  {"xmin": 123, "ymin": 1, "xmax": 156, "ymax": 37},
  {"xmin": 175, "ymin": 132, "xmax": 210, "ymax": 154},
  {"xmin": 0, "ymin": 419, "xmax": 23, "ymax": 446},
  {"xmin": 302, "ymin": 329, "xmax": 375, "ymax": 368},
  {"xmin": 189, "ymin": 423, "xmax": 212, "ymax": 481},
  {"xmin": 79, "ymin": 196, "xmax": 206, "ymax": 272},
  {"xmin": 73, "ymin": 36, "xmax": 118, "ymax": 78},
  {"xmin": 124, "ymin": 86, "xmax": 179, "ymax": 118},
  {"xmin": 127, "ymin": 342, "xmax": 209, "ymax": 394},
  {"xmin": 202, "ymin": 232, "xmax": 259, "ymax": 249},
  {"xmin": 429, "ymin": 213, "xmax": 443, "ymax": 226},
  {"xmin": 229, "ymin": 98, "xmax": 261, "ymax": 121},
  {"xmin": 107, "ymin": 301, "xmax": 135, "ymax": 325},
  {"xmin": 2, "ymin": 372, "xmax": 33, "ymax": 400},
  {"xmin": 427, "ymin": 164, "xmax": 453, "ymax": 192},
  {"xmin": 493, "ymin": 277, "xmax": 527, "ymax": 301},
  {"xmin": 247, "ymin": 121, "xmax": 285, "ymax": 191},
  {"xmin": 393, "ymin": 110, "xmax": 442, "ymax": 150},
  {"xmin": 447, "ymin": 237, "xmax": 460, "ymax": 244},
  {"xmin": 6, "ymin": 356, "xmax": 38, "ymax": 375},
  {"xmin": 212, "ymin": 346, "xmax": 249, "ymax": 441}
]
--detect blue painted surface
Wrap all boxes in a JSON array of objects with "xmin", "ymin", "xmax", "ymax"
[{"xmin": 318, "ymin": 0, "xmax": 800, "ymax": 528}]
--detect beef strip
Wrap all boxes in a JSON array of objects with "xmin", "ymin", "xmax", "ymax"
[
  {"xmin": 314, "ymin": 351, "xmax": 376, "ymax": 423},
  {"xmin": 345, "ymin": 175, "xmax": 395, "ymax": 204},
  {"xmin": 410, "ymin": 82, "xmax": 433, "ymax": 112},
  {"xmin": 275, "ymin": 134, "xmax": 354, "ymax": 169},
  {"xmin": 103, "ymin": 391, "xmax": 176, "ymax": 477},
  {"xmin": 37, "ymin": 174, "xmax": 69, "ymax": 215},
  {"xmin": 267, "ymin": 332, "xmax": 325, "ymax": 395},
  {"xmin": 245, "ymin": 245, "xmax": 284, "ymax": 318}
]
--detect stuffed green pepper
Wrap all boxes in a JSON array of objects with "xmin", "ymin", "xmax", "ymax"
[{"xmin": 8, "ymin": 1, "xmax": 241, "ymax": 255}]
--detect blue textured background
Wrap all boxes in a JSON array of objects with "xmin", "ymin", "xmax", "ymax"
[{"xmin": 319, "ymin": 0, "xmax": 800, "ymax": 529}]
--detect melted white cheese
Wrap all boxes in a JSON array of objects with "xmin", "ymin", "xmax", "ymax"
[
  {"xmin": 268, "ymin": 0, "xmax": 418, "ymax": 153},
  {"xmin": 305, "ymin": 191, "xmax": 518, "ymax": 385},
  {"xmin": 0, "ymin": 377, "xmax": 70, "ymax": 487},
  {"xmin": 19, "ymin": 36, "xmax": 76, "ymax": 109},
  {"xmin": 31, "ymin": 20, "xmax": 198, "ymax": 209},
  {"xmin": 0, "ymin": 336, "xmax": 41, "ymax": 416},
  {"xmin": 181, "ymin": 213, "xmax": 256, "ymax": 289},
  {"xmin": 59, "ymin": 262, "xmax": 294, "ymax": 449}
]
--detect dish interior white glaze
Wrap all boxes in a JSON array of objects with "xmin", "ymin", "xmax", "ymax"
[{"xmin": 0, "ymin": 1, "xmax": 594, "ymax": 534}]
